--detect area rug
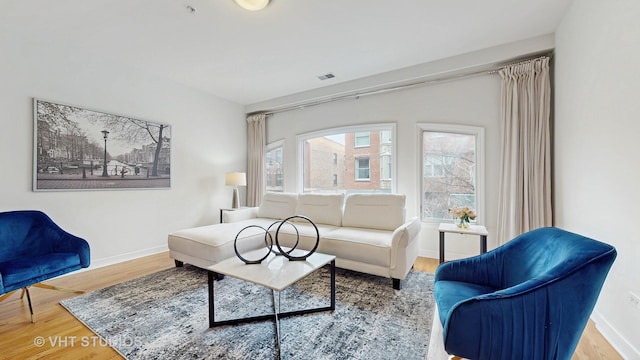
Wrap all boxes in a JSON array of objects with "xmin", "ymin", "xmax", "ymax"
[{"xmin": 61, "ymin": 265, "xmax": 435, "ymax": 359}]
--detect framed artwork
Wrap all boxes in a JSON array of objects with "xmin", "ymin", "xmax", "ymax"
[{"xmin": 33, "ymin": 99, "xmax": 171, "ymax": 191}]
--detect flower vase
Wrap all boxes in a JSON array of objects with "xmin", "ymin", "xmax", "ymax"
[{"xmin": 455, "ymin": 217, "xmax": 470, "ymax": 229}]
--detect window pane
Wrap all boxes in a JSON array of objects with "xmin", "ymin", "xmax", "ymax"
[
  {"xmin": 422, "ymin": 131, "xmax": 476, "ymax": 220},
  {"xmin": 354, "ymin": 132, "xmax": 370, "ymax": 147},
  {"xmin": 301, "ymin": 127, "xmax": 393, "ymax": 194},
  {"xmin": 356, "ymin": 157, "xmax": 370, "ymax": 180},
  {"xmin": 266, "ymin": 143, "xmax": 284, "ymax": 192},
  {"xmin": 380, "ymin": 130, "xmax": 392, "ymax": 144}
]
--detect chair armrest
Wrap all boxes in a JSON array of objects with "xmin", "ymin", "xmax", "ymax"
[
  {"xmin": 223, "ymin": 207, "xmax": 258, "ymax": 223},
  {"xmin": 42, "ymin": 225, "xmax": 91, "ymax": 268},
  {"xmin": 435, "ymin": 251, "xmax": 506, "ymax": 289},
  {"xmin": 54, "ymin": 233, "xmax": 91, "ymax": 268}
]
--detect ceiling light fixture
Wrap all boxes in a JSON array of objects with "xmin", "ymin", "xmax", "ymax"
[{"xmin": 233, "ymin": 0, "xmax": 270, "ymax": 11}]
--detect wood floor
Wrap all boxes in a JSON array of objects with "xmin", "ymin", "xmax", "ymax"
[{"xmin": 0, "ymin": 253, "xmax": 621, "ymax": 359}]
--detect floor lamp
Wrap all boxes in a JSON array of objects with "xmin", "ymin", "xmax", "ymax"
[{"xmin": 225, "ymin": 172, "xmax": 246, "ymax": 209}]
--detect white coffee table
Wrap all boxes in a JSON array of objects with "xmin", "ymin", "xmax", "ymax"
[{"xmin": 207, "ymin": 248, "xmax": 336, "ymax": 357}]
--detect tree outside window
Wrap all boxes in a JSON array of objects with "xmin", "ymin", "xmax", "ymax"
[
  {"xmin": 266, "ymin": 141, "xmax": 284, "ymax": 192},
  {"xmin": 420, "ymin": 126, "xmax": 483, "ymax": 222}
]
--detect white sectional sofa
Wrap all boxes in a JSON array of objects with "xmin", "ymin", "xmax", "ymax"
[{"xmin": 168, "ymin": 192, "xmax": 421, "ymax": 289}]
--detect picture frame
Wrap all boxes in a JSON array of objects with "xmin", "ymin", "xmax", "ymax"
[{"xmin": 33, "ymin": 98, "xmax": 171, "ymax": 191}]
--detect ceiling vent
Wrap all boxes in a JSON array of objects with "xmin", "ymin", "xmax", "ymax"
[{"xmin": 317, "ymin": 73, "xmax": 336, "ymax": 81}]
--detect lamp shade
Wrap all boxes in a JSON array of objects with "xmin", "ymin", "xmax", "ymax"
[
  {"xmin": 233, "ymin": 0, "xmax": 270, "ymax": 11},
  {"xmin": 225, "ymin": 172, "xmax": 247, "ymax": 187}
]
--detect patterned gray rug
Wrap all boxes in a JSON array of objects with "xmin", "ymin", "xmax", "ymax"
[{"xmin": 61, "ymin": 264, "xmax": 435, "ymax": 360}]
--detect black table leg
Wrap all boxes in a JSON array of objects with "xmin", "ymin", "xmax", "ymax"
[
  {"xmin": 330, "ymin": 259, "xmax": 336, "ymax": 310},
  {"xmin": 208, "ymin": 271, "xmax": 215, "ymax": 327},
  {"xmin": 208, "ymin": 263, "xmax": 336, "ymax": 328},
  {"xmin": 439, "ymin": 231, "xmax": 445, "ymax": 263},
  {"xmin": 480, "ymin": 234, "xmax": 487, "ymax": 254}
]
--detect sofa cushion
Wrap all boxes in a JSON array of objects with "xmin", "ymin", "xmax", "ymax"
[
  {"xmin": 294, "ymin": 193, "xmax": 344, "ymax": 226},
  {"xmin": 319, "ymin": 227, "xmax": 393, "ymax": 267},
  {"xmin": 273, "ymin": 222, "xmax": 338, "ymax": 251},
  {"xmin": 257, "ymin": 192, "xmax": 298, "ymax": 219},
  {"xmin": 168, "ymin": 218, "xmax": 276, "ymax": 264},
  {"xmin": 342, "ymin": 194, "xmax": 406, "ymax": 231}
]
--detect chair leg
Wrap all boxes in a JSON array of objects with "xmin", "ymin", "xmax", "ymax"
[
  {"xmin": 1, "ymin": 288, "xmax": 35, "ymax": 323},
  {"xmin": 0, "ymin": 290, "xmax": 19, "ymax": 302},
  {"xmin": 24, "ymin": 287, "xmax": 35, "ymax": 323},
  {"xmin": 31, "ymin": 283, "xmax": 84, "ymax": 294},
  {"xmin": 11, "ymin": 283, "xmax": 84, "ymax": 323}
]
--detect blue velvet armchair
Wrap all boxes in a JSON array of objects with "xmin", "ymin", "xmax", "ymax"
[
  {"xmin": 0, "ymin": 210, "xmax": 90, "ymax": 321},
  {"xmin": 434, "ymin": 227, "xmax": 616, "ymax": 360}
]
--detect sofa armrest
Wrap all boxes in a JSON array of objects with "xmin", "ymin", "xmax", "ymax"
[
  {"xmin": 391, "ymin": 216, "xmax": 421, "ymax": 249},
  {"xmin": 389, "ymin": 217, "xmax": 421, "ymax": 279},
  {"xmin": 223, "ymin": 207, "xmax": 258, "ymax": 223}
]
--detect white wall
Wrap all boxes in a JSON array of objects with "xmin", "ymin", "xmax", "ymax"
[
  {"xmin": 249, "ymin": 36, "xmax": 553, "ymax": 259},
  {"xmin": 253, "ymin": 37, "xmax": 554, "ymax": 260},
  {"xmin": 262, "ymin": 69, "xmax": 501, "ymax": 259},
  {"xmin": 555, "ymin": 0, "xmax": 640, "ymax": 357},
  {"xmin": 0, "ymin": 35, "xmax": 247, "ymax": 268}
]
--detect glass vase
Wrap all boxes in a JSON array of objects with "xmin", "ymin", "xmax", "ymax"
[{"xmin": 455, "ymin": 217, "xmax": 470, "ymax": 229}]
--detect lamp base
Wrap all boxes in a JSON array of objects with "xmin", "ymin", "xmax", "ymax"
[{"xmin": 232, "ymin": 187, "xmax": 240, "ymax": 209}]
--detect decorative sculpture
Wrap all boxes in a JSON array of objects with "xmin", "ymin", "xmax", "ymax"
[{"xmin": 234, "ymin": 215, "xmax": 319, "ymax": 264}]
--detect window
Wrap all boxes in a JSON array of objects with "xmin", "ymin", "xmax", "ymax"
[
  {"xmin": 355, "ymin": 157, "xmax": 370, "ymax": 180},
  {"xmin": 297, "ymin": 124, "xmax": 395, "ymax": 194},
  {"xmin": 423, "ymin": 163, "xmax": 445, "ymax": 177},
  {"xmin": 380, "ymin": 130, "xmax": 392, "ymax": 144},
  {"xmin": 266, "ymin": 140, "xmax": 284, "ymax": 192},
  {"xmin": 354, "ymin": 132, "xmax": 370, "ymax": 147},
  {"xmin": 379, "ymin": 130, "xmax": 392, "ymax": 187},
  {"xmin": 419, "ymin": 124, "xmax": 484, "ymax": 222}
]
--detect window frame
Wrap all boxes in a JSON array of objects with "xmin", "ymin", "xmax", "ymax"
[
  {"xmin": 296, "ymin": 123, "xmax": 396, "ymax": 193},
  {"xmin": 355, "ymin": 156, "xmax": 370, "ymax": 181},
  {"xmin": 417, "ymin": 123, "xmax": 485, "ymax": 224}
]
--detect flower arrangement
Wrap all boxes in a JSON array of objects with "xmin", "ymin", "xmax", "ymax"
[{"xmin": 449, "ymin": 206, "xmax": 476, "ymax": 229}]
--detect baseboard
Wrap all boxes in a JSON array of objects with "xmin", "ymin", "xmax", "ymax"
[
  {"xmin": 89, "ymin": 245, "xmax": 169, "ymax": 270},
  {"xmin": 591, "ymin": 310, "xmax": 640, "ymax": 359}
]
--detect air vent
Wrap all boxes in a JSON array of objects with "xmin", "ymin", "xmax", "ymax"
[{"xmin": 317, "ymin": 73, "xmax": 336, "ymax": 81}]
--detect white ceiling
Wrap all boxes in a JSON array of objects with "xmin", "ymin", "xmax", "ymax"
[{"xmin": 1, "ymin": 0, "xmax": 574, "ymax": 105}]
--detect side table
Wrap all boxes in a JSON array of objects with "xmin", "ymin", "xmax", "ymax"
[{"xmin": 438, "ymin": 223, "xmax": 488, "ymax": 263}]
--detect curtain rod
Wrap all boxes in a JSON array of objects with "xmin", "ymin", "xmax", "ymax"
[{"xmin": 251, "ymin": 53, "xmax": 552, "ymax": 116}]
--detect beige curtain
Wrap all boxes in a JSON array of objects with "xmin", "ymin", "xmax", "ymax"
[
  {"xmin": 246, "ymin": 113, "xmax": 266, "ymax": 207},
  {"xmin": 496, "ymin": 57, "xmax": 552, "ymax": 244}
]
